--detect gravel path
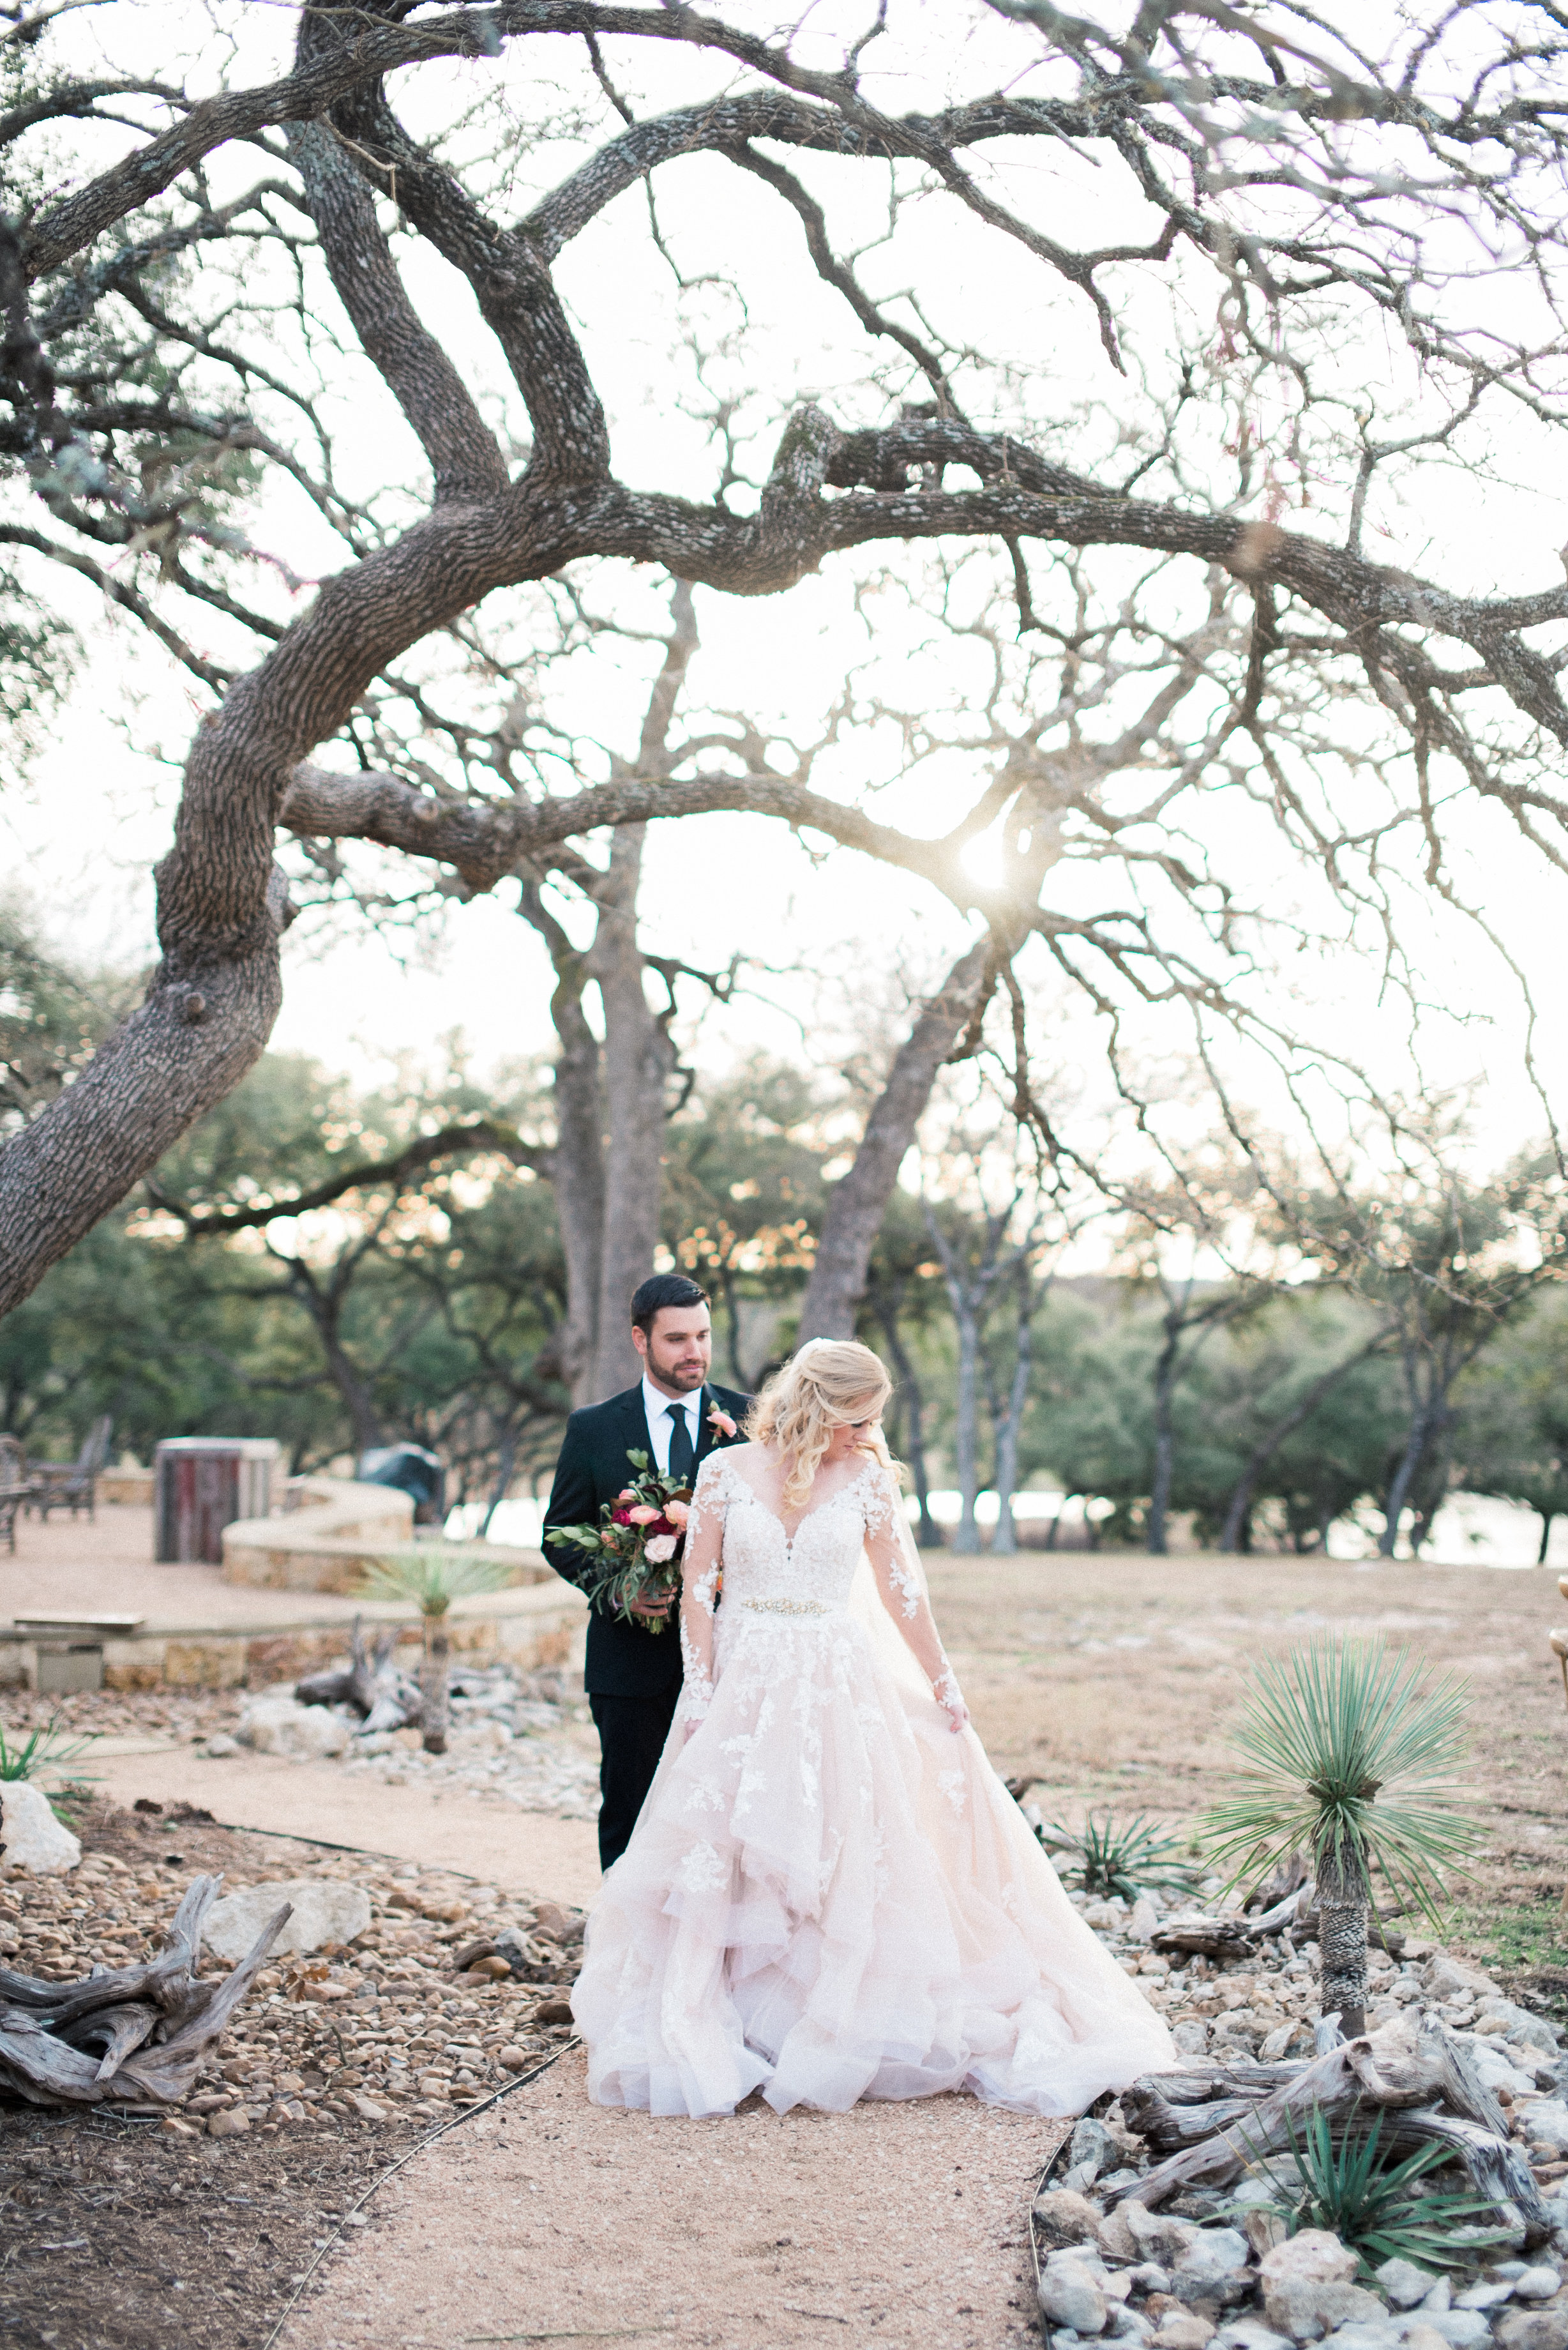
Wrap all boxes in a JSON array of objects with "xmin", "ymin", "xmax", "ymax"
[{"xmin": 281, "ymin": 2047, "xmax": 1062, "ymax": 2350}]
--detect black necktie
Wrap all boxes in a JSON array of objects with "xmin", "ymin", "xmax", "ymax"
[{"xmin": 666, "ymin": 1400, "xmax": 697, "ymax": 1485}]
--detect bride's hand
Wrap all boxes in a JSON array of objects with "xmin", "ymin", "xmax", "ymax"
[{"xmin": 933, "ymin": 1670, "xmax": 969, "ymax": 1735}]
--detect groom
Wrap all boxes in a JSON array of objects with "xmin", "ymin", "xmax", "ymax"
[{"xmin": 544, "ymin": 1273, "xmax": 751, "ymax": 1871}]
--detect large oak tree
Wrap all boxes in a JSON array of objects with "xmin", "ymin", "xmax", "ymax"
[{"xmin": 4, "ymin": 0, "xmax": 1568, "ymax": 1331}]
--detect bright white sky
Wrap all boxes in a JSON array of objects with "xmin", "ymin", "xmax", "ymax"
[{"xmin": 8, "ymin": 0, "xmax": 1568, "ymax": 1198}]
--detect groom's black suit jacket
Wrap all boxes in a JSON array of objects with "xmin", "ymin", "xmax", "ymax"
[{"xmin": 543, "ymin": 1380, "xmax": 751, "ymax": 1697}]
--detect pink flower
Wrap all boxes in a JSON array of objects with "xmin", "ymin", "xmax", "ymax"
[
  {"xmin": 643, "ymin": 1533, "xmax": 677, "ymax": 1565},
  {"xmin": 707, "ymin": 1406, "xmax": 737, "ymax": 1439},
  {"xmin": 664, "ymin": 1499, "xmax": 690, "ymax": 1528},
  {"xmin": 617, "ymin": 1488, "xmax": 635, "ymax": 1501},
  {"xmin": 628, "ymin": 1505, "xmax": 660, "ymax": 1525}
]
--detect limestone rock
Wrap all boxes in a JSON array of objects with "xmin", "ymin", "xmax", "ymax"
[
  {"xmin": 1402, "ymin": 2328, "xmax": 1458, "ymax": 2350},
  {"xmin": 1172, "ymin": 2020, "xmax": 1211, "ymax": 2056},
  {"xmin": 1527, "ymin": 2106, "xmax": 1568, "ymax": 2157},
  {"xmin": 1042, "ymin": 2256, "xmax": 1109, "ymax": 2336},
  {"xmin": 237, "ymin": 1695, "xmax": 352, "ymax": 1759},
  {"xmin": 1419, "ymin": 2313, "xmax": 1495, "ymax": 2350},
  {"xmin": 200, "ymin": 1734, "xmax": 240, "ymax": 1758},
  {"xmin": 1070, "ymin": 2118, "xmax": 1115, "ymax": 2184},
  {"xmin": 1214, "ymin": 2324, "xmax": 1292, "ymax": 2350},
  {"xmin": 1514, "ymin": 2273, "xmax": 1564, "ymax": 2305},
  {"xmin": 1260, "ymin": 2231, "xmax": 1381, "ymax": 2344},
  {"xmin": 0, "ymin": 1779, "xmax": 80, "ymax": 1875},
  {"xmin": 1034, "ymin": 2187, "xmax": 1109, "ymax": 2251},
  {"xmin": 1496, "ymin": 2313, "xmax": 1568, "ymax": 2350},
  {"xmin": 1424, "ymin": 1954, "xmax": 1500, "ymax": 2001},
  {"xmin": 1170, "ymin": 2229, "xmax": 1254, "ymax": 2309},
  {"xmin": 206, "ymin": 2109, "xmax": 250, "ymax": 2137},
  {"xmin": 1153, "ymin": 2318, "xmax": 1216, "ymax": 2350},
  {"xmin": 1126, "ymin": 2207, "xmax": 1203, "ymax": 2268},
  {"xmin": 1318, "ymin": 2325, "xmax": 1406, "ymax": 2350},
  {"xmin": 204, "ymin": 1877, "xmax": 371, "ymax": 1964},
  {"xmin": 1454, "ymin": 2284, "xmax": 1514, "ymax": 2310},
  {"xmin": 1129, "ymin": 1897, "xmax": 1161, "ymax": 1941},
  {"xmin": 1376, "ymin": 2261, "xmax": 1439, "ymax": 2312}
]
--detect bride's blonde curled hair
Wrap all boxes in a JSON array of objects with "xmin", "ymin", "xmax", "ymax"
[{"xmin": 747, "ymin": 1338, "xmax": 896, "ymax": 1509}]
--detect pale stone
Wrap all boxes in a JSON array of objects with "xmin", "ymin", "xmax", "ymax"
[
  {"xmin": 1070, "ymin": 2118, "xmax": 1115, "ymax": 2183},
  {"xmin": 1129, "ymin": 1897, "xmax": 1160, "ymax": 1941},
  {"xmin": 1419, "ymin": 2314, "xmax": 1495, "ymax": 2350},
  {"xmin": 1034, "ymin": 2187, "xmax": 1110, "ymax": 2250},
  {"xmin": 1527, "ymin": 2105, "xmax": 1568, "ymax": 2157},
  {"xmin": 1401, "ymin": 2328, "xmax": 1456, "ymax": 2350},
  {"xmin": 200, "ymin": 1734, "xmax": 241, "ymax": 1758},
  {"xmin": 1153, "ymin": 2318, "xmax": 1216, "ymax": 2350},
  {"xmin": 237, "ymin": 1695, "xmax": 352, "ymax": 1759},
  {"xmin": 1173, "ymin": 2021, "xmax": 1211, "ymax": 2056},
  {"xmin": 1496, "ymin": 2313, "xmax": 1568, "ymax": 2350},
  {"xmin": 1376, "ymin": 2262, "xmax": 1438, "ymax": 2312},
  {"xmin": 1132, "ymin": 2267, "xmax": 1175, "ymax": 2297},
  {"xmin": 1424, "ymin": 1955, "xmax": 1500, "ymax": 2001},
  {"xmin": 1261, "ymin": 2231, "xmax": 1382, "ymax": 2344},
  {"xmin": 1320, "ymin": 2326, "xmax": 1405, "ymax": 2350},
  {"xmin": 206, "ymin": 2109, "xmax": 250, "ymax": 2137},
  {"xmin": 1214, "ymin": 2323, "xmax": 1292, "ymax": 2350},
  {"xmin": 1097, "ymin": 2208, "xmax": 1145, "ymax": 2263},
  {"xmin": 1041, "ymin": 2257, "xmax": 1109, "ymax": 2337},
  {"xmin": 0, "ymin": 1779, "xmax": 80, "ymax": 1875},
  {"xmin": 1170, "ymin": 2229, "xmax": 1253, "ymax": 2308},
  {"xmin": 203, "ymin": 1877, "xmax": 371, "ymax": 1964},
  {"xmin": 1454, "ymin": 2284, "xmax": 1514, "ymax": 2310},
  {"xmin": 1124, "ymin": 2204, "xmax": 1202, "ymax": 2268},
  {"xmin": 1419, "ymin": 2282, "xmax": 1451, "ymax": 2314},
  {"xmin": 1513, "ymin": 2272, "xmax": 1563, "ymax": 2303},
  {"xmin": 349, "ymin": 2093, "xmax": 389, "ymax": 2120}
]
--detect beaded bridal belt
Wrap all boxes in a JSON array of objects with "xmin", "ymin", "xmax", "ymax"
[{"xmin": 740, "ymin": 1596, "xmax": 833, "ymax": 1618}]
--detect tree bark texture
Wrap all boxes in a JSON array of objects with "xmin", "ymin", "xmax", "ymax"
[
  {"xmin": 990, "ymin": 1263, "xmax": 1035, "ymax": 1556},
  {"xmin": 1146, "ymin": 1315, "xmax": 1180, "ymax": 1556},
  {"xmin": 421, "ymin": 1614, "xmax": 451, "ymax": 1755},
  {"xmin": 797, "ymin": 942, "xmax": 993, "ymax": 1341},
  {"xmin": 1316, "ymin": 1841, "xmax": 1371, "ymax": 2039}
]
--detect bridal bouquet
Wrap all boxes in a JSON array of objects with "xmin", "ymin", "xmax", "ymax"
[{"xmin": 545, "ymin": 1452, "xmax": 692, "ymax": 1633}]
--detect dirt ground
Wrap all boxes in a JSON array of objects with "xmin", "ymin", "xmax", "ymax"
[
  {"xmin": 4, "ymin": 1549, "xmax": 1565, "ymax": 2350},
  {"xmin": 935, "ymin": 1548, "xmax": 1568, "ymax": 2013}
]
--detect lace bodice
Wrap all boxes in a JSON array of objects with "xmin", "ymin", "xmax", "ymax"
[
  {"xmin": 675, "ymin": 1447, "xmax": 960, "ymax": 1727},
  {"xmin": 691, "ymin": 1453, "xmax": 902, "ymax": 1612}
]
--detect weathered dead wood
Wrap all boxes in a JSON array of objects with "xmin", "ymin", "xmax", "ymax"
[
  {"xmin": 296, "ymin": 1615, "xmax": 421, "ymax": 1732},
  {"xmin": 0, "ymin": 1872, "xmax": 290, "ymax": 2107},
  {"xmin": 1114, "ymin": 2020, "xmax": 1546, "ymax": 2242}
]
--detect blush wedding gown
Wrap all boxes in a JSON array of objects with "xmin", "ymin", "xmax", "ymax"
[{"xmin": 571, "ymin": 1447, "xmax": 1175, "ymax": 2118}]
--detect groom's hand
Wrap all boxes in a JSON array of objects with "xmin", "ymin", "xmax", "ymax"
[{"xmin": 629, "ymin": 1589, "xmax": 675, "ymax": 1622}]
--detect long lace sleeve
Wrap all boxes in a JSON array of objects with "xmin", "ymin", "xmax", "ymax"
[
  {"xmin": 863, "ymin": 1466, "xmax": 969, "ymax": 1733},
  {"xmin": 676, "ymin": 1455, "xmax": 728, "ymax": 1732}
]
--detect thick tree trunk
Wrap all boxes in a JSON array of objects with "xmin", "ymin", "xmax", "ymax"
[
  {"xmin": 797, "ymin": 942, "xmax": 992, "ymax": 1341},
  {"xmin": 589, "ymin": 824, "xmax": 674, "ymax": 1402},
  {"xmin": 1217, "ymin": 1335, "xmax": 1386, "ymax": 1553},
  {"xmin": 1147, "ymin": 1319, "xmax": 1180, "ymax": 1556},
  {"xmin": 873, "ymin": 1292, "xmax": 941, "ymax": 1547},
  {"xmin": 1316, "ymin": 1842, "xmax": 1370, "ymax": 2038},
  {"xmin": 990, "ymin": 1273, "xmax": 1033, "ymax": 1556},
  {"xmin": 519, "ymin": 882, "xmax": 605, "ymax": 1409},
  {"xmin": 1380, "ymin": 1399, "xmax": 1435, "ymax": 1558}
]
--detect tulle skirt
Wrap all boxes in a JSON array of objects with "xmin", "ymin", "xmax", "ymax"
[{"xmin": 572, "ymin": 1596, "xmax": 1177, "ymax": 2119}]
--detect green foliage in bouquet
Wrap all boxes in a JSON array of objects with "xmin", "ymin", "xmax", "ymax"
[{"xmin": 545, "ymin": 1450, "xmax": 693, "ymax": 1634}]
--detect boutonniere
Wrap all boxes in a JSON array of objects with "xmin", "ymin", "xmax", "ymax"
[{"xmin": 707, "ymin": 1403, "xmax": 738, "ymax": 1440}]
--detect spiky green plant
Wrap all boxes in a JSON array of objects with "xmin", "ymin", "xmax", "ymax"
[
  {"xmin": 1039, "ymin": 1811, "xmax": 1202, "ymax": 1902},
  {"xmin": 1234, "ymin": 2109, "xmax": 1513, "ymax": 2271},
  {"xmin": 1204, "ymin": 1639, "xmax": 1479, "ymax": 2036},
  {"xmin": 0, "ymin": 1711, "xmax": 99, "ymax": 1824},
  {"xmin": 358, "ymin": 1547, "xmax": 519, "ymax": 1755}
]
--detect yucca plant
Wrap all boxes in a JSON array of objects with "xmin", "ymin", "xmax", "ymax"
[
  {"xmin": 1204, "ymin": 1639, "xmax": 1480, "ymax": 2036},
  {"xmin": 0, "ymin": 1712, "xmax": 99, "ymax": 1823},
  {"xmin": 1235, "ymin": 2109, "xmax": 1513, "ymax": 2271},
  {"xmin": 1039, "ymin": 1811, "xmax": 1203, "ymax": 1902},
  {"xmin": 358, "ymin": 1547, "xmax": 519, "ymax": 1754}
]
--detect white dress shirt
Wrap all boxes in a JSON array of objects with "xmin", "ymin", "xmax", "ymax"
[{"xmin": 640, "ymin": 1376, "xmax": 702, "ymax": 1477}]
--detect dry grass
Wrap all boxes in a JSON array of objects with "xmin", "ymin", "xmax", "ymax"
[{"xmin": 930, "ymin": 1546, "xmax": 1568, "ymax": 2012}]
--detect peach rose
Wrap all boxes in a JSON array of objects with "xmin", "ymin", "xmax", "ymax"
[
  {"xmin": 664, "ymin": 1499, "xmax": 690, "ymax": 1528},
  {"xmin": 628, "ymin": 1505, "xmax": 660, "ymax": 1524},
  {"xmin": 707, "ymin": 1407, "xmax": 738, "ymax": 1439}
]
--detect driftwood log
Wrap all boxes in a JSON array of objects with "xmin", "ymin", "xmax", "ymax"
[
  {"xmin": 0, "ymin": 1874, "xmax": 289, "ymax": 2106},
  {"xmin": 1152, "ymin": 1891, "xmax": 1405, "ymax": 1961},
  {"xmin": 1114, "ymin": 2018, "xmax": 1549, "ymax": 2244},
  {"xmin": 296, "ymin": 1614, "xmax": 421, "ymax": 1733}
]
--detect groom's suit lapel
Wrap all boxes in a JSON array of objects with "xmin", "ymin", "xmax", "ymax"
[
  {"xmin": 612, "ymin": 1384, "xmax": 654, "ymax": 1482},
  {"xmin": 693, "ymin": 1383, "xmax": 718, "ymax": 1471}
]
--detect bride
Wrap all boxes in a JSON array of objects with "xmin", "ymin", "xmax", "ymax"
[{"xmin": 571, "ymin": 1338, "xmax": 1175, "ymax": 2118}]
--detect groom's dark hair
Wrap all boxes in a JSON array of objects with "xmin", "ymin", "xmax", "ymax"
[{"xmin": 630, "ymin": 1273, "xmax": 709, "ymax": 1337}]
